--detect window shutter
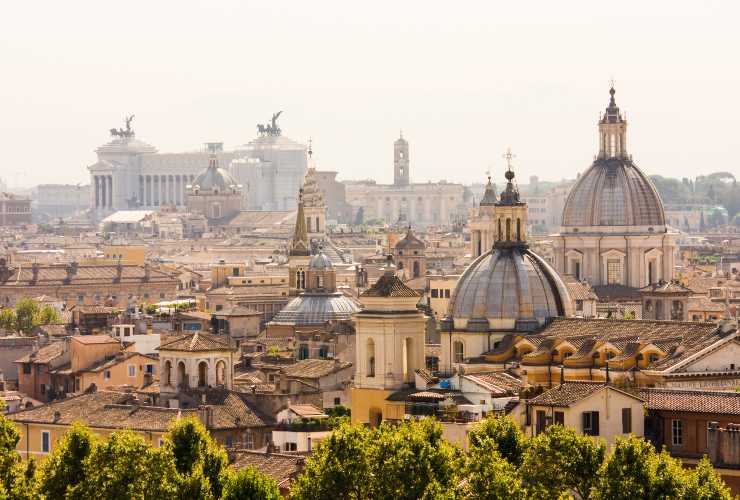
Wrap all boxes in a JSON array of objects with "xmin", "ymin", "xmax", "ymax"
[
  {"xmin": 622, "ymin": 408, "xmax": 632, "ymax": 433},
  {"xmin": 582, "ymin": 411, "xmax": 590, "ymax": 433},
  {"xmin": 593, "ymin": 411, "xmax": 600, "ymax": 436},
  {"xmin": 554, "ymin": 411, "xmax": 565, "ymax": 425}
]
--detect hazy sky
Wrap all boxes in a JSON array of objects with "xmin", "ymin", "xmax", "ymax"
[{"xmin": 1, "ymin": 1, "xmax": 739, "ymax": 188}]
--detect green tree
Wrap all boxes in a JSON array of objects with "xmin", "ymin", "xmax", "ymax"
[
  {"xmin": 0, "ymin": 309, "xmax": 15, "ymax": 332},
  {"xmin": 165, "ymin": 417, "xmax": 229, "ymax": 498},
  {"xmin": 467, "ymin": 415, "xmax": 527, "ymax": 467},
  {"xmin": 521, "ymin": 424, "xmax": 605, "ymax": 500},
  {"xmin": 38, "ymin": 422, "xmax": 97, "ymax": 499},
  {"xmin": 76, "ymin": 430, "xmax": 177, "ymax": 500},
  {"xmin": 221, "ymin": 466, "xmax": 281, "ymax": 500},
  {"xmin": 36, "ymin": 304, "xmax": 61, "ymax": 325},
  {"xmin": 463, "ymin": 438, "xmax": 526, "ymax": 500},
  {"xmin": 0, "ymin": 413, "xmax": 23, "ymax": 493},
  {"xmin": 367, "ymin": 418, "xmax": 461, "ymax": 499},
  {"xmin": 291, "ymin": 419, "xmax": 462, "ymax": 500},
  {"xmin": 14, "ymin": 298, "xmax": 39, "ymax": 333},
  {"xmin": 290, "ymin": 422, "xmax": 372, "ymax": 499},
  {"xmin": 591, "ymin": 435, "xmax": 688, "ymax": 500},
  {"xmin": 684, "ymin": 457, "xmax": 734, "ymax": 500}
]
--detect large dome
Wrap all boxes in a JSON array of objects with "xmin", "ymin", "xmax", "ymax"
[
  {"xmin": 561, "ymin": 158, "xmax": 665, "ymax": 228},
  {"xmin": 270, "ymin": 293, "xmax": 360, "ymax": 326},
  {"xmin": 447, "ymin": 248, "xmax": 573, "ymax": 332}
]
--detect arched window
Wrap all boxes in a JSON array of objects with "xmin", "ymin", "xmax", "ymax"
[
  {"xmin": 453, "ymin": 341, "xmax": 464, "ymax": 363},
  {"xmin": 648, "ymin": 261, "xmax": 655, "ymax": 285},
  {"xmin": 413, "ymin": 261, "xmax": 420, "ymax": 278},
  {"xmin": 306, "ymin": 217, "xmax": 312, "ymax": 232},
  {"xmin": 177, "ymin": 361, "xmax": 187, "ymax": 389},
  {"xmin": 215, "ymin": 360, "xmax": 226, "ymax": 386},
  {"xmin": 506, "ymin": 218, "xmax": 511, "ymax": 241},
  {"xmin": 367, "ymin": 339, "xmax": 375, "ymax": 377},
  {"xmin": 198, "ymin": 361, "xmax": 208, "ymax": 387},
  {"xmin": 516, "ymin": 218, "xmax": 521, "ymax": 241},
  {"xmin": 497, "ymin": 219, "xmax": 502, "ymax": 240},
  {"xmin": 164, "ymin": 360, "xmax": 172, "ymax": 386},
  {"xmin": 211, "ymin": 203, "xmax": 221, "ymax": 219},
  {"xmin": 315, "ymin": 217, "xmax": 320, "ymax": 232}
]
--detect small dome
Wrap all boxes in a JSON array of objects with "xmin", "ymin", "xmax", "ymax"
[
  {"xmin": 309, "ymin": 251, "xmax": 333, "ymax": 270},
  {"xmin": 271, "ymin": 293, "xmax": 360, "ymax": 326},
  {"xmin": 562, "ymin": 158, "xmax": 665, "ymax": 228},
  {"xmin": 395, "ymin": 227, "xmax": 425, "ymax": 250},
  {"xmin": 192, "ymin": 157, "xmax": 238, "ymax": 192},
  {"xmin": 448, "ymin": 248, "xmax": 573, "ymax": 331}
]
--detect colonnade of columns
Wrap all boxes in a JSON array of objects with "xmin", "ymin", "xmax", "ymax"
[
  {"xmin": 138, "ymin": 174, "xmax": 194, "ymax": 208},
  {"xmin": 374, "ymin": 194, "xmax": 443, "ymax": 224},
  {"xmin": 93, "ymin": 175, "xmax": 113, "ymax": 209}
]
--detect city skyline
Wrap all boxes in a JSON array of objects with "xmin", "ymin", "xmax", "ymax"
[{"xmin": 1, "ymin": 1, "xmax": 739, "ymax": 187}]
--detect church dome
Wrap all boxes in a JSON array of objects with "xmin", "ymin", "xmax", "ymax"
[
  {"xmin": 192, "ymin": 156, "xmax": 239, "ymax": 192},
  {"xmin": 561, "ymin": 158, "xmax": 666, "ymax": 228},
  {"xmin": 562, "ymin": 87, "xmax": 666, "ymax": 230},
  {"xmin": 270, "ymin": 293, "xmax": 360, "ymax": 326},
  {"xmin": 309, "ymin": 251, "xmax": 333, "ymax": 270},
  {"xmin": 447, "ymin": 248, "xmax": 573, "ymax": 332}
]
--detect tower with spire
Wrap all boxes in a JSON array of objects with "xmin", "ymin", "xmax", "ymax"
[
  {"xmin": 301, "ymin": 139, "xmax": 328, "ymax": 241},
  {"xmin": 469, "ymin": 167, "xmax": 505, "ymax": 257},
  {"xmin": 393, "ymin": 131, "xmax": 409, "ymax": 186},
  {"xmin": 288, "ymin": 188, "xmax": 311, "ymax": 295}
]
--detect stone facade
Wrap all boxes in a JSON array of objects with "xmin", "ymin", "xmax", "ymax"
[{"xmin": 0, "ymin": 193, "xmax": 32, "ymax": 226}]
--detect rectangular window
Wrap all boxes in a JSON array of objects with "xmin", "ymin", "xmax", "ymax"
[
  {"xmin": 607, "ymin": 259, "xmax": 622, "ymax": 285},
  {"xmin": 554, "ymin": 411, "xmax": 565, "ymax": 426},
  {"xmin": 128, "ymin": 365, "xmax": 136, "ymax": 377},
  {"xmin": 431, "ymin": 289, "xmax": 439, "ymax": 298},
  {"xmin": 622, "ymin": 408, "xmax": 632, "ymax": 434},
  {"xmin": 444, "ymin": 289, "xmax": 450, "ymax": 298},
  {"xmin": 536, "ymin": 410, "xmax": 547, "ymax": 435},
  {"xmin": 334, "ymin": 397, "xmax": 341, "ymax": 406},
  {"xmin": 215, "ymin": 304, "xmax": 223, "ymax": 311},
  {"xmin": 576, "ymin": 300, "xmax": 583, "ymax": 311},
  {"xmin": 672, "ymin": 419, "xmax": 683, "ymax": 446},
  {"xmin": 583, "ymin": 411, "xmax": 600, "ymax": 436},
  {"xmin": 23, "ymin": 363, "xmax": 31, "ymax": 374},
  {"xmin": 145, "ymin": 364, "xmax": 154, "ymax": 374},
  {"xmin": 104, "ymin": 370, "xmax": 111, "ymax": 380},
  {"xmin": 41, "ymin": 431, "xmax": 50, "ymax": 453}
]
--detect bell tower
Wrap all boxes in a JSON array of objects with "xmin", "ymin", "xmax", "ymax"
[{"xmin": 394, "ymin": 132, "xmax": 409, "ymax": 186}]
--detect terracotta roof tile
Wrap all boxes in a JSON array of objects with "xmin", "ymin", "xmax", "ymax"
[
  {"xmin": 280, "ymin": 359, "xmax": 352, "ymax": 379},
  {"xmin": 15, "ymin": 342, "xmax": 65, "ymax": 364},
  {"xmin": 639, "ymin": 388, "xmax": 740, "ymax": 416},
  {"xmin": 528, "ymin": 381, "xmax": 634, "ymax": 407},
  {"xmin": 159, "ymin": 332, "xmax": 235, "ymax": 352},
  {"xmin": 232, "ymin": 451, "xmax": 305, "ymax": 488},
  {"xmin": 463, "ymin": 372, "xmax": 522, "ymax": 396},
  {"xmin": 361, "ymin": 273, "xmax": 420, "ymax": 298}
]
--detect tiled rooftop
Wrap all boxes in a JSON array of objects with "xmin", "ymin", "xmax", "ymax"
[
  {"xmin": 280, "ymin": 359, "xmax": 352, "ymax": 379},
  {"xmin": 639, "ymin": 388, "xmax": 740, "ymax": 416},
  {"xmin": 159, "ymin": 332, "xmax": 235, "ymax": 352}
]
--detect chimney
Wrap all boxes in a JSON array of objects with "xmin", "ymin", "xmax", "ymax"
[{"xmin": 53, "ymin": 411, "xmax": 61, "ymax": 422}]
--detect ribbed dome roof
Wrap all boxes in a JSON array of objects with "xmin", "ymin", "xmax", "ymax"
[
  {"xmin": 192, "ymin": 157, "xmax": 238, "ymax": 192},
  {"xmin": 561, "ymin": 158, "xmax": 665, "ymax": 228},
  {"xmin": 447, "ymin": 248, "xmax": 573, "ymax": 331},
  {"xmin": 270, "ymin": 293, "xmax": 360, "ymax": 326}
]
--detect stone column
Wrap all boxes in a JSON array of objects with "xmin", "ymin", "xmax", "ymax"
[
  {"xmin": 101, "ymin": 176, "xmax": 107, "ymax": 209},
  {"xmin": 94, "ymin": 176, "xmax": 100, "ymax": 208},
  {"xmin": 107, "ymin": 176, "xmax": 113, "ymax": 209}
]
